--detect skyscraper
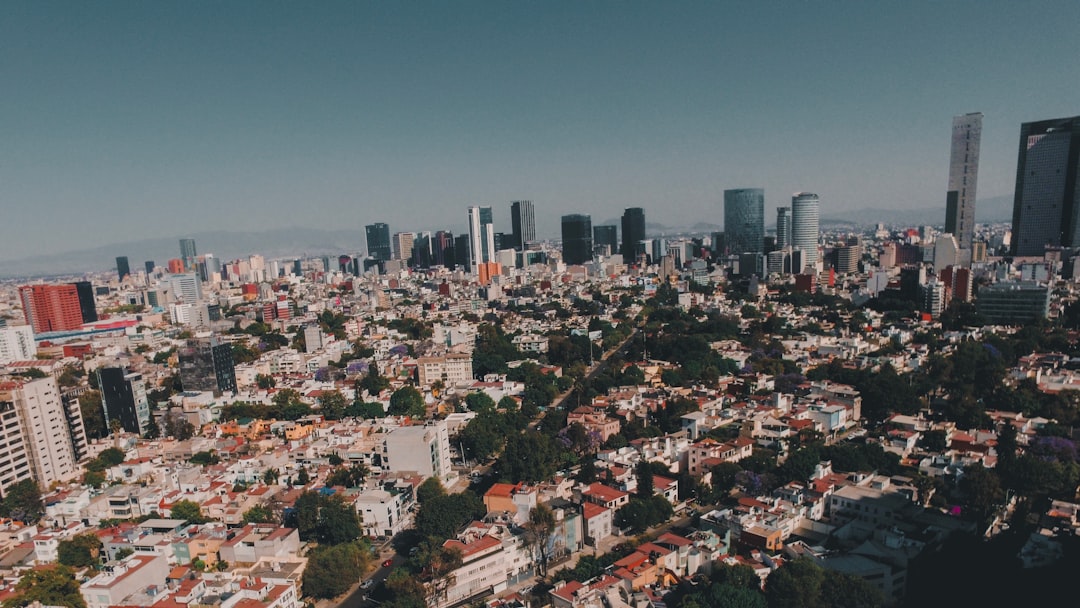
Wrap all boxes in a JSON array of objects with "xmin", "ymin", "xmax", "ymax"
[
  {"xmin": 144, "ymin": 260, "xmax": 155, "ymax": 277},
  {"xmin": 593, "ymin": 225, "xmax": 618, "ymax": 255},
  {"xmin": 944, "ymin": 113, "xmax": 983, "ymax": 251},
  {"xmin": 468, "ymin": 206, "xmax": 496, "ymax": 273},
  {"xmin": 723, "ymin": 189, "xmax": 765, "ymax": 255},
  {"xmin": 1010, "ymin": 115, "xmax": 1080, "ymax": 257},
  {"xmin": 0, "ymin": 377, "xmax": 81, "ymax": 487},
  {"xmin": 96, "ymin": 367, "xmax": 151, "ymax": 435},
  {"xmin": 775, "ymin": 207, "xmax": 791, "ymax": 249},
  {"xmin": 116, "ymin": 256, "xmax": 131, "ymax": 281},
  {"xmin": 392, "ymin": 232, "xmax": 415, "ymax": 261},
  {"xmin": 434, "ymin": 231, "xmax": 455, "ymax": 268},
  {"xmin": 621, "ymin": 208, "xmax": 646, "ymax": 261},
  {"xmin": 561, "ymin": 214, "xmax": 593, "ymax": 265},
  {"xmin": 510, "ymin": 200, "xmax": 535, "ymax": 251},
  {"xmin": 791, "ymin": 192, "xmax": 820, "ymax": 270},
  {"xmin": 179, "ymin": 238, "xmax": 197, "ymax": 271},
  {"xmin": 365, "ymin": 223, "xmax": 392, "ymax": 261},
  {"xmin": 73, "ymin": 281, "xmax": 98, "ymax": 324}
]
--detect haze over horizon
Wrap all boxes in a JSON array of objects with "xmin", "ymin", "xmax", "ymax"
[{"xmin": 3, "ymin": 1, "xmax": 1079, "ymax": 263}]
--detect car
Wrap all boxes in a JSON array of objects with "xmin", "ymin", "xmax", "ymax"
[
  {"xmin": 360, "ymin": 580, "xmax": 375, "ymax": 590},
  {"xmin": 382, "ymin": 559, "xmax": 394, "ymax": 568}
]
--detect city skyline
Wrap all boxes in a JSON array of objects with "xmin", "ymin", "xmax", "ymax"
[{"xmin": 3, "ymin": 2, "xmax": 1079, "ymax": 262}]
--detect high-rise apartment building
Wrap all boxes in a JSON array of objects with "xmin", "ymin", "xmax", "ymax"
[
  {"xmin": 593, "ymin": 225, "xmax": 618, "ymax": 255},
  {"xmin": 179, "ymin": 238, "xmax": 197, "ymax": 271},
  {"xmin": 776, "ymin": 207, "xmax": 791, "ymax": 249},
  {"xmin": 723, "ymin": 189, "xmax": 765, "ymax": 255},
  {"xmin": 73, "ymin": 281, "xmax": 97, "ymax": 324},
  {"xmin": 944, "ymin": 113, "xmax": 983, "ymax": 251},
  {"xmin": 0, "ymin": 387, "xmax": 34, "ymax": 494},
  {"xmin": 96, "ymin": 367, "xmax": 151, "ymax": 435},
  {"xmin": 392, "ymin": 232, "xmax": 415, "ymax": 261},
  {"xmin": 168, "ymin": 273, "xmax": 203, "ymax": 303},
  {"xmin": 561, "ymin": 214, "xmax": 593, "ymax": 265},
  {"xmin": 365, "ymin": 223, "xmax": 392, "ymax": 261},
  {"xmin": 468, "ymin": 206, "xmax": 496, "ymax": 273},
  {"xmin": 19, "ymin": 284, "xmax": 86, "ymax": 333},
  {"xmin": 791, "ymin": 192, "xmax": 820, "ymax": 270},
  {"xmin": 1010, "ymin": 116, "xmax": 1080, "ymax": 256},
  {"xmin": 0, "ymin": 326, "xmax": 35, "ymax": 364},
  {"xmin": 621, "ymin": 208, "xmax": 646, "ymax": 261},
  {"xmin": 0, "ymin": 377, "xmax": 81, "ymax": 488},
  {"xmin": 116, "ymin": 256, "xmax": 131, "ymax": 281},
  {"xmin": 510, "ymin": 200, "xmax": 536, "ymax": 251},
  {"xmin": 178, "ymin": 337, "xmax": 237, "ymax": 395}
]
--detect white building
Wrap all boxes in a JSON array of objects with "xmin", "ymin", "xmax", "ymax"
[
  {"xmin": 355, "ymin": 489, "xmax": 412, "ymax": 539},
  {"xmin": 0, "ymin": 377, "xmax": 81, "ymax": 488},
  {"xmin": 0, "ymin": 325, "xmax": 35, "ymax": 364},
  {"xmin": 416, "ymin": 353, "xmax": 473, "ymax": 386},
  {"xmin": 384, "ymin": 419, "xmax": 453, "ymax": 482},
  {"xmin": 81, "ymin": 553, "xmax": 169, "ymax": 608}
]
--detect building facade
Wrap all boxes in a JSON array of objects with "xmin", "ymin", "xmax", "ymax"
[
  {"xmin": 593, "ymin": 225, "xmax": 618, "ymax": 256},
  {"xmin": 178, "ymin": 337, "xmax": 237, "ymax": 394},
  {"xmin": 791, "ymin": 192, "xmax": 820, "ymax": 270},
  {"xmin": 775, "ymin": 206, "xmax": 791, "ymax": 250},
  {"xmin": 97, "ymin": 367, "xmax": 151, "ymax": 435},
  {"xmin": 621, "ymin": 207, "xmax": 646, "ymax": 262},
  {"xmin": 19, "ymin": 284, "xmax": 86, "ymax": 333},
  {"xmin": 366, "ymin": 223, "xmax": 392, "ymax": 261},
  {"xmin": 510, "ymin": 200, "xmax": 535, "ymax": 251},
  {"xmin": 944, "ymin": 113, "xmax": 983, "ymax": 251},
  {"xmin": 1011, "ymin": 116, "xmax": 1080, "ymax": 256},
  {"xmin": 0, "ymin": 326, "xmax": 35, "ymax": 364},
  {"xmin": 468, "ymin": 206, "xmax": 497, "ymax": 274},
  {"xmin": 0, "ymin": 377, "xmax": 81, "ymax": 488},
  {"xmin": 723, "ymin": 189, "xmax": 765, "ymax": 255},
  {"xmin": 561, "ymin": 214, "xmax": 593, "ymax": 265},
  {"xmin": 384, "ymin": 420, "xmax": 453, "ymax": 481}
]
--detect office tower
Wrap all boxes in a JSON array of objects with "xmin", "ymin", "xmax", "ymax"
[
  {"xmin": 116, "ymin": 256, "xmax": 131, "ymax": 281},
  {"xmin": 454, "ymin": 234, "xmax": 472, "ymax": 269},
  {"xmin": 723, "ymin": 189, "xmax": 765, "ymax": 255},
  {"xmin": 144, "ymin": 260, "xmax": 155, "ymax": 277},
  {"xmin": 511, "ymin": 200, "xmax": 536, "ymax": 251},
  {"xmin": 593, "ymin": 225, "xmax": 618, "ymax": 255},
  {"xmin": 468, "ymin": 206, "xmax": 496, "ymax": 273},
  {"xmin": 168, "ymin": 272, "xmax": 202, "ymax": 303},
  {"xmin": 791, "ymin": 192, "xmax": 821, "ymax": 270},
  {"xmin": 19, "ymin": 284, "xmax": 85, "ymax": 333},
  {"xmin": 944, "ymin": 113, "xmax": 983, "ymax": 251},
  {"xmin": 366, "ymin": 223, "xmax": 392, "ymax": 261},
  {"xmin": 412, "ymin": 232, "xmax": 433, "ymax": 268},
  {"xmin": 711, "ymin": 232, "xmax": 725, "ymax": 256},
  {"xmin": 0, "ymin": 377, "xmax": 81, "ymax": 487},
  {"xmin": 561, "ymin": 214, "xmax": 593, "ymax": 265},
  {"xmin": 73, "ymin": 281, "xmax": 97, "ymax": 324},
  {"xmin": 179, "ymin": 238, "xmax": 197, "ymax": 271},
  {"xmin": 392, "ymin": 232, "xmax": 415, "ymax": 261},
  {"xmin": 621, "ymin": 208, "xmax": 646, "ymax": 261},
  {"xmin": 96, "ymin": 367, "xmax": 151, "ymax": 435},
  {"xmin": 434, "ymin": 231, "xmax": 455, "ymax": 268},
  {"xmin": 776, "ymin": 207, "xmax": 791, "ymax": 249},
  {"xmin": 1010, "ymin": 116, "xmax": 1080, "ymax": 256},
  {"xmin": 178, "ymin": 337, "xmax": 237, "ymax": 395}
]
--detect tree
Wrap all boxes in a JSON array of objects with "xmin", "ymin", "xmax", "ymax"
[
  {"xmin": 164, "ymin": 411, "xmax": 196, "ymax": 440},
  {"xmin": 289, "ymin": 491, "xmax": 321, "ymax": 540},
  {"xmin": 170, "ymin": 499, "xmax": 208, "ymax": 524},
  {"xmin": 242, "ymin": 505, "xmax": 276, "ymax": 525},
  {"xmin": 358, "ymin": 365, "xmax": 390, "ymax": 397},
  {"xmin": 326, "ymin": 464, "xmax": 370, "ymax": 488},
  {"xmin": 0, "ymin": 479, "xmax": 44, "ymax": 524},
  {"xmin": 635, "ymin": 460, "xmax": 655, "ymax": 498},
  {"xmin": 316, "ymin": 495, "xmax": 362, "ymax": 545},
  {"xmin": 422, "ymin": 544, "xmax": 463, "ymax": 606},
  {"xmin": 317, "ymin": 390, "xmax": 348, "ymax": 420},
  {"xmin": 388, "ymin": 386, "xmax": 426, "ymax": 417},
  {"xmin": 959, "ymin": 463, "xmax": 1003, "ymax": 522},
  {"xmin": 0, "ymin": 565, "xmax": 86, "ymax": 608},
  {"xmin": 522, "ymin": 504, "xmax": 557, "ymax": 577},
  {"xmin": 255, "ymin": 373, "xmax": 276, "ymax": 389},
  {"xmin": 57, "ymin": 534, "xmax": 103, "ymax": 568},
  {"xmin": 302, "ymin": 542, "xmax": 371, "ymax": 599},
  {"xmin": 79, "ymin": 390, "xmax": 107, "ymax": 440},
  {"xmin": 464, "ymin": 392, "xmax": 496, "ymax": 413},
  {"xmin": 416, "ymin": 477, "xmax": 446, "ymax": 504},
  {"xmin": 189, "ymin": 450, "xmax": 220, "ymax": 466}
]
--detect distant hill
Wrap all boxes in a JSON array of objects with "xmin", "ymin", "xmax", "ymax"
[
  {"xmin": 0, "ymin": 227, "xmax": 368, "ymax": 279},
  {"xmin": 820, "ymin": 195, "xmax": 1013, "ymax": 227}
]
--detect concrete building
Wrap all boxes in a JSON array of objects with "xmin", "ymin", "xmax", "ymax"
[
  {"xmin": 0, "ymin": 326, "xmax": 35, "ymax": 364},
  {"xmin": 81, "ymin": 553, "xmax": 169, "ymax": 608},
  {"xmin": 385, "ymin": 419, "xmax": 452, "ymax": 481},
  {"xmin": 366, "ymin": 222, "xmax": 392, "ymax": 261},
  {"xmin": 392, "ymin": 231, "xmax": 415, "ymax": 261},
  {"xmin": 97, "ymin": 367, "xmax": 151, "ymax": 435},
  {"xmin": 977, "ymin": 281, "xmax": 1051, "ymax": 324},
  {"xmin": 0, "ymin": 377, "xmax": 81, "ymax": 488},
  {"xmin": 178, "ymin": 337, "xmax": 237, "ymax": 394},
  {"xmin": 0, "ymin": 383, "xmax": 37, "ymax": 494},
  {"xmin": 511, "ymin": 200, "xmax": 536, "ymax": 251},
  {"xmin": 416, "ymin": 353, "xmax": 473, "ymax": 386},
  {"xmin": 944, "ymin": 113, "xmax": 983, "ymax": 252}
]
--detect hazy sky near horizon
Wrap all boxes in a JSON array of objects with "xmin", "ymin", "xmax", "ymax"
[{"xmin": 2, "ymin": 1, "xmax": 1079, "ymax": 261}]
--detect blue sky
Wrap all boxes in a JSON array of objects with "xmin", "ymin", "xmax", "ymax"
[{"xmin": 2, "ymin": 1, "xmax": 1079, "ymax": 260}]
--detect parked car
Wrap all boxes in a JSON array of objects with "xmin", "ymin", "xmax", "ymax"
[{"xmin": 382, "ymin": 558, "xmax": 394, "ymax": 567}]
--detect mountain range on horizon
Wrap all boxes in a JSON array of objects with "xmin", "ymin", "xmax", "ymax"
[{"xmin": 0, "ymin": 196, "xmax": 1014, "ymax": 279}]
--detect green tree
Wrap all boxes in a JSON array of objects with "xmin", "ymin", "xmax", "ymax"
[
  {"xmin": 290, "ymin": 491, "xmax": 321, "ymax": 540},
  {"xmin": 57, "ymin": 534, "xmax": 103, "ymax": 568},
  {"xmin": 388, "ymin": 386, "xmax": 425, "ymax": 417},
  {"xmin": 242, "ymin": 505, "xmax": 276, "ymax": 524},
  {"xmin": 416, "ymin": 477, "xmax": 446, "ymax": 504},
  {"xmin": 302, "ymin": 542, "xmax": 371, "ymax": 599},
  {"xmin": 317, "ymin": 390, "xmax": 348, "ymax": 420},
  {"xmin": 255, "ymin": 373, "xmax": 276, "ymax": 389},
  {"xmin": 316, "ymin": 495, "xmax": 362, "ymax": 545},
  {"xmin": 79, "ymin": 390, "xmax": 108, "ymax": 440},
  {"xmin": 358, "ymin": 365, "xmax": 390, "ymax": 396},
  {"xmin": 496, "ymin": 432, "xmax": 558, "ymax": 483},
  {"xmin": 170, "ymin": 499, "xmax": 208, "ymax": 524},
  {"xmin": 0, "ymin": 564, "xmax": 86, "ymax": 608},
  {"xmin": 522, "ymin": 504, "xmax": 557, "ymax": 577},
  {"xmin": 0, "ymin": 480, "xmax": 44, "ymax": 524},
  {"xmin": 464, "ymin": 392, "xmax": 496, "ymax": 413}
]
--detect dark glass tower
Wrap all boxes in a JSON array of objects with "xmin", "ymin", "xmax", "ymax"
[
  {"xmin": 621, "ymin": 208, "xmax": 646, "ymax": 261},
  {"xmin": 510, "ymin": 200, "xmax": 535, "ymax": 251},
  {"xmin": 1010, "ymin": 116, "xmax": 1080, "ymax": 256},
  {"xmin": 179, "ymin": 238, "xmax": 197, "ymax": 271},
  {"xmin": 723, "ymin": 189, "xmax": 765, "ymax": 255},
  {"xmin": 116, "ymin": 256, "xmax": 131, "ymax": 281},
  {"xmin": 593, "ymin": 225, "xmax": 618, "ymax": 254},
  {"xmin": 178, "ymin": 337, "xmax": 237, "ymax": 394},
  {"xmin": 366, "ymin": 223, "xmax": 392, "ymax": 261},
  {"xmin": 561, "ymin": 214, "xmax": 593, "ymax": 265},
  {"xmin": 72, "ymin": 281, "xmax": 98, "ymax": 323}
]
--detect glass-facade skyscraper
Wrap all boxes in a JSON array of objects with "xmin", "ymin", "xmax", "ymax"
[
  {"xmin": 593, "ymin": 225, "xmax": 618, "ymax": 254},
  {"xmin": 115, "ymin": 256, "xmax": 130, "ymax": 281},
  {"xmin": 510, "ymin": 200, "xmax": 535, "ymax": 251},
  {"xmin": 468, "ymin": 206, "xmax": 496, "ymax": 273},
  {"xmin": 775, "ymin": 207, "xmax": 791, "ymax": 250},
  {"xmin": 723, "ymin": 189, "xmax": 764, "ymax": 255},
  {"xmin": 561, "ymin": 214, "xmax": 593, "ymax": 265},
  {"xmin": 1010, "ymin": 115, "xmax": 1080, "ymax": 257},
  {"xmin": 179, "ymin": 238, "xmax": 197, "ymax": 271},
  {"xmin": 944, "ymin": 113, "xmax": 983, "ymax": 251},
  {"xmin": 365, "ymin": 223, "xmax": 392, "ymax": 261},
  {"xmin": 621, "ymin": 207, "xmax": 646, "ymax": 261},
  {"xmin": 791, "ymin": 192, "xmax": 820, "ymax": 270}
]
